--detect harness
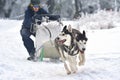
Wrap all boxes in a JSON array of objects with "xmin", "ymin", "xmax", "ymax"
[
  {"xmin": 76, "ymin": 41, "xmax": 85, "ymax": 54},
  {"xmin": 62, "ymin": 43, "xmax": 79, "ymax": 56}
]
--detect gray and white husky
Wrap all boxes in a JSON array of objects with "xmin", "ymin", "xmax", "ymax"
[{"xmin": 55, "ymin": 25, "xmax": 88, "ymax": 74}]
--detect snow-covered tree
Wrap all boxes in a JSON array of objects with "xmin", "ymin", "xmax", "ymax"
[
  {"xmin": 0, "ymin": 0, "xmax": 29, "ymax": 19},
  {"xmin": 0, "ymin": 0, "xmax": 120, "ymax": 19}
]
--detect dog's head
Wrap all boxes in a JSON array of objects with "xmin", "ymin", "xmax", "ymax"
[
  {"xmin": 55, "ymin": 25, "xmax": 73, "ymax": 46},
  {"xmin": 75, "ymin": 30, "xmax": 88, "ymax": 53}
]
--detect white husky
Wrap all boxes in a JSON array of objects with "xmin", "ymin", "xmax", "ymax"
[{"xmin": 55, "ymin": 25, "xmax": 88, "ymax": 74}]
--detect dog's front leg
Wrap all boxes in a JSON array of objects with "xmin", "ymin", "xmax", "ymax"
[
  {"xmin": 79, "ymin": 53, "xmax": 85, "ymax": 66},
  {"xmin": 60, "ymin": 55, "xmax": 71, "ymax": 74},
  {"xmin": 58, "ymin": 48, "xmax": 71, "ymax": 74},
  {"xmin": 68, "ymin": 56, "xmax": 78, "ymax": 73},
  {"xmin": 64, "ymin": 61, "xmax": 71, "ymax": 75}
]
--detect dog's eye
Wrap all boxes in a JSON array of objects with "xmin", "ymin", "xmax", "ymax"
[
  {"xmin": 78, "ymin": 41, "xmax": 82, "ymax": 44},
  {"xmin": 84, "ymin": 41, "xmax": 87, "ymax": 44},
  {"xmin": 62, "ymin": 34, "xmax": 64, "ymax": 35}
]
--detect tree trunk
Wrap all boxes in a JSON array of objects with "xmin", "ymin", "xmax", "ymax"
[
  {"xmin": 47, "ymin": 0, "xmax": 55, "ymax": 14},
  {"xmin": 0, "ymin": 0, "xmax": 6, "ymax": 17},
  {"xmin": 74, "ymin": 0, "xmax": 82, "ymax": 18}
]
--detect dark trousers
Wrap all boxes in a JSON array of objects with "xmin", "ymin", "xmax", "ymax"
[{"xmin": 20, "ymin": 28, "xmax": 35, "ymax": 57}]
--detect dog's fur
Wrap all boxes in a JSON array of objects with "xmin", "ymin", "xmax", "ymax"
[{"xmin": 55, "ymin": 25, "xmax": 88, "ymax": 74}]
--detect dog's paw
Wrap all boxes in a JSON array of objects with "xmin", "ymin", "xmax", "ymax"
[
  {"xmin": 67, "ymin": 71, "xmax": 71, "ymax": 75},
  {"xmin": 73, "ymin": 71, "xmax": 77, "ymax": 74},
  {"xmin": 79, "ymin": 61, "xmax": 85, "ymax": 66}
]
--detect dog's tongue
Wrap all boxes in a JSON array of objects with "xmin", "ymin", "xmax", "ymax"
[
  {"xmin": 58, "ymin": 39, "xmax": 66, "ymax": 44},
  {"xmin": 79, "ymin": 50, "xmax": 84, "ymax": 54}
]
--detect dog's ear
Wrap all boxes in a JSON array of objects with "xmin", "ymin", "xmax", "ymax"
[
  {"xmin": 83, "ymin": 30, "xmax": 86, "ymax": 36},
  {"xmin": 68, "ymin": 25, "xmax": 72, "ymax": 32},
  {"xmin": 83, "ymin": 30, "xmax": 88, "ymax": 41},
  {"xmin": 75, "ymin": 34, "xmax": 78, "ymax": 38},
  {"xmin": 75, "ymin": 34, "xmax": 79, "ymax": 41},
  {"xmin": 63, "ymin": 25, "xmax": 67, "ymax": 30},
  {"xmin": 63, "ymin": 25, "xmax": 67, "ymax": 29}
]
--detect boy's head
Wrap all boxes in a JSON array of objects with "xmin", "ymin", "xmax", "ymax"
[
  {"xmin": 31, "ymin": 0, "xmax": 40, "ymax": 5},
  {"xmin": 30, "ymin": 0, "xmax": 40, "ymax": 12}
]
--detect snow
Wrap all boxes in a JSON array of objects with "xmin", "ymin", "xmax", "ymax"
[{"xmin": 0, "ymin": 11, "xmax": 120, "ymax": 80}]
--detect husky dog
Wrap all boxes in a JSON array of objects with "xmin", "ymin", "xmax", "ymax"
[
  {"xmin": 55, "ymin": 25, "xmax": 88, "ymax": 74},
  {"xmin": 75, "ymin": 30, "xmax": 88, "ymax": 66}
]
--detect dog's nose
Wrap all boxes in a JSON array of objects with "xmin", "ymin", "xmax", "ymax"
[
  {"xmin": 56, "ymin": 37, "xmax": 60, "ymax": 40},
  {"xmin": 82, "ymin": 48, "xmax": 86, "ymax": 51}
]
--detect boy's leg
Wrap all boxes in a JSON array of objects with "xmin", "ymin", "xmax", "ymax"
[{"xmin": 20, "ymin": 28, "xmax": 35, "ymax": 60}]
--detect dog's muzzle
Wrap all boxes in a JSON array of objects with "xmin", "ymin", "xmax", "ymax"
[
  {"xmin": 55, "ymin": 37, "xmax": 66, "ymax": 45},
  {"xmin": 78, "ymin": 47, "xmax": 86, "ymax": 54},
  {"xmin": 80, "ymin": 48, "xmax": 85, "ymax": 53}
]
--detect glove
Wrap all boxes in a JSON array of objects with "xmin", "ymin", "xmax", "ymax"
[{"xmin": 30, "ymin": 23, "xmax": 37, "ymax": 34}]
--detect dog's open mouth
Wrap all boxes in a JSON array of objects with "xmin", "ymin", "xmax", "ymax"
[
  {"xmin": 57, "ymin": 39, "xmax": 66, "ymax": 44},
  {"xmin": 79, "ymin": 50, "xmax": 84, "ymax": 54}
]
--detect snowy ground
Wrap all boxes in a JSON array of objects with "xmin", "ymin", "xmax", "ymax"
[{"xmin": 0, "ymin": 11, "xmax": 120, "ymax": 80}]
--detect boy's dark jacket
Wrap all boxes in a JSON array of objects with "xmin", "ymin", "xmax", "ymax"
[
  {"xmin": 22, "ymin": 6, "xmax": 48, "ymax": 29},
  {"xmin": 22, "ymin": 6, "xmax": 60, "ymax": 29}
]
